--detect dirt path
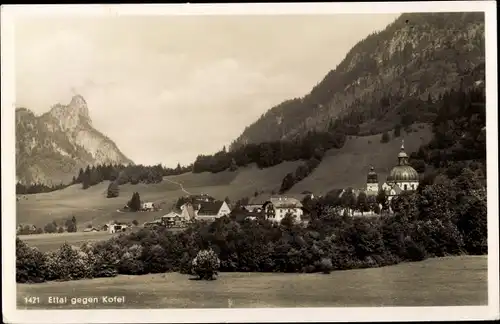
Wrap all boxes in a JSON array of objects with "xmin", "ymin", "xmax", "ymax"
[{"xmin": 163, "ymin": 178, "xmax": 191, "ymax": 195}]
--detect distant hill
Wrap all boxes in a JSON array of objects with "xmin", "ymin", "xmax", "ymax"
[
  {"xmin": 231, "ymin": 12, "xmax": 485, "ymax": 148},
  {"xmin": 16, "ymin": 95, "xmax": 133, "ymax": 185}
]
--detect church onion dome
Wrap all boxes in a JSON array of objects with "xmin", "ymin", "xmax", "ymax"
[
  {"xmin": 389, "ymin": 165, "xmax": 419, "ymax": 182},
  {"xmin": 389, "ymin": 139, "xmax": 419, "ymax": 182},
  {"xmin": 367, "ymin": 166, "xmax": 378, "ymax": 183}
]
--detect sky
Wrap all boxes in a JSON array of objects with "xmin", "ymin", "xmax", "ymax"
[{"xmin": 14, "ymin": 13, "xmax": 400, "ymax": 167}]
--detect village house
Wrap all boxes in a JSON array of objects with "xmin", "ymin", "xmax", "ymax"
[
  {"xmin": 161, "ymin": 210, "xmax": 185, "ymax": 227},
  {"xmin": 105, "ymin": 223, "xmax": 129, "ymax": 233},
  {"xmin": 143, "ymin": 219, "xmax": 162, "ymax": 229},
  {"xmin": 83, "ymin": 227, "xmax": 99, "ymax": 232},
  {"xmin": 263, "ymin": 196, "xmax": 304, "ymax": 223},
  {"xmin": 195, "ymin": 200, "xmax": 231, "ymax": 221},
  {"xmin": 141, "ymin": 202, "xmax": 156, "ymax": 211},
  {"xmin": 244, "ymin": 192, "xmax": 313, "ymax": 216}
]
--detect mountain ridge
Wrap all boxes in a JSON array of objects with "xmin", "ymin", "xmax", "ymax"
[
  {"xmin": 231, "ymin": 12, "xmax": 485, "ymax": 149},
  {"xmin": 16, "ymin": 95, "xmax": 133, "ymax": 185}
]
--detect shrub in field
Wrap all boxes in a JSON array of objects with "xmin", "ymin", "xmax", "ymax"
[
  {"xmin": 142, "ymin": 244, "xmax": 172, "ymax": 274},
  {"xmin": 118, "ymin": 244, "xmax": 145, "ymax": 275},
  {"xmin": 411, "ymin": 219, "xmax": 464, "ymax": 257},
  {"xmin": 319, "ymin": 257, "xmax": 333, "ymax": 274},
  {"xmin": 90, "ymin": 240, "xmax": 121, "ymax": 278},
  {"xmin": 192, "ymin": 249, "xmax": 220, "ymax": 280},
  {"xmin": 44, "ymin": 243, "xmax": 94, "ymax": 281},
  {"xmin": 16, "ymin": 238, "xmax": 47, "ymax": 283}
]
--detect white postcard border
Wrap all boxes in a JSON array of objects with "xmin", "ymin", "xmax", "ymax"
[{"xmin": 2, "ymin": 2, "xmax": 499, "ymax": 323}]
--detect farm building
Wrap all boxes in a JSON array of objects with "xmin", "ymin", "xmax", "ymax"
[
  {"xmin": 195, "ymin": 200, "xmax": 231, "ymax": 221},
  {"xmin": 141, "ymin": 202, "xmax": 156, "ymax": 211},
  {"xmin": 161, "ymin": 211, "xmax": 186, "ymax": 227},
  {"xmin": 143, "ymin": 219, "xmax": 162, "ymax": 229},
  {"xmin": 105, "ymin": 223, "xmax": 129, "ymax": 233},
  {"xmin": 83, "ymin": 227, "xmax": 99, "ymax": 232}
]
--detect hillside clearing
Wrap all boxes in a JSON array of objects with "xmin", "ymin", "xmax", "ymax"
[
  {"xmin": 290, "ymin": 124, "xmax": 433, "ymax": 194},
  {"xmin": 17, "ymin": 255, "xmax": 487, "ymax": 309}
]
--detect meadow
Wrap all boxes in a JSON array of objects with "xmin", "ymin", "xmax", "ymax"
[
  {"xmin": 16, "ymin": 125, "xmax": 431, "ymax": 229},
  {"xmin": 17, "ymin": 255, "xmax": 487, "ymax": 309},
  {"xmin": 18, "ymin": 232, "xmax": 117, "ymax": 253}
]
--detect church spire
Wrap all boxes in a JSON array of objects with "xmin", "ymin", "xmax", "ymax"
[{"xmin": 397, "ymin": 139, "xmax": 408, "ymax": 165}]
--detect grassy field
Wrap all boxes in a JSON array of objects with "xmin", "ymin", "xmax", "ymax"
[
  {"xmin": 17, "ymin": 255, "xmax": 487, "ymax": 309},
  {"xmin": 18, "ymin": 231, "xmax": 118, "ymax": 252},
  {"xmin": 16, "ymin": 124, "xmax": 432, "ymax": 228}
]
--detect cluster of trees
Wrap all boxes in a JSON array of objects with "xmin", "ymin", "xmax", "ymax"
[
  {"xmin": 17, "ymin": 216, "xmax": 78, "ymax": 235},
  {"xmin": 279, "ymin": 157, "xmax": 321, "ymax": 193},
  {"xmin": 74, "ymin": 163, "xmax": 193, "ymax": 190},
  {"xmin": 16, "ymin": 182, "xmax": 68, "ymax": 195},
  {"xmin": 43, "ymin": 216, "xmax": 77, "ymax": 234},
  {"xmin": 194, "ymin": 127, "xmax": 346, "ymax": 174},
  {"xmin": 16, "ymin": 163, "xmax": 193, "ymax": 195},
  {"xmin": 17, "ymin": 165, "xmax": 486, "ymax": 283},
  {"xmin": 404, "ymin": 85, "xmax": 486, "ymax": 185}
]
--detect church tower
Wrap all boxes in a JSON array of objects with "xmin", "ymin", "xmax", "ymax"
[{"xmin": 366, "ymin": 166, "xmax": 379, "ymax": 193}]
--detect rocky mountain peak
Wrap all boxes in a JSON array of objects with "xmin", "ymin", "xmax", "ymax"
[
  {"xmin": 16, "ymin": 94, "xmax": 133, "ymax": 185},
  {"xmin": 49, "ymin": 94, "xmax": 92, "ymax": 130}
]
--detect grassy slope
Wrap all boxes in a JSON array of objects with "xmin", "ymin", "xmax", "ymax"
[
  {"xmin": 289, "ymin": 124, "xmax": 433, "ymax": 195},
  {"xmin": 17, "ymin": 255, "xmax": 487, "ymax": 309},
  {"xmin": 16, "ymin": 161, "xmax": 302, "ymax": 228}
]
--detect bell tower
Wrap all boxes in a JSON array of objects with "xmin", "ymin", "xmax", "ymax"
[{"xmin": 366, "ymin": 166, "xmax": 379, "ymax": 192}]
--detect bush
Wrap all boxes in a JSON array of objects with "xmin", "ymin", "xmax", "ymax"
[
  {"xmin": 192, "ymin": 249, "xmax": 220, "ymax": 280},
  {"xmin": 319, "ymin": 257, "xmax": 333, "ymax": 274},
  {"xmin": 16, "ymin": 238, "xmax": 47, "ymax": 283},
  {"xmin": 118, "ymin": 244, "xmax": 145, "ymax": 275},
  {"xmin": 44, "ymin": 243, "xmax": 94, "ymax": 281}
]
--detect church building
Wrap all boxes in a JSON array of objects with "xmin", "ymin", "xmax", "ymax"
[{"xmin": 366, "ymin": 140, "xmax": 420, "ymax": 201}]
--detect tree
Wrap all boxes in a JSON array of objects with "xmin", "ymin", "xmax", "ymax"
[
  {"xmin": 82, "ymin": 166, "xmax": 91, "ymax": 189},
  {"xmin": 16, "ymin": 238, "xmax": 47, "ymax": 283},
  {"xmin": 376, "ymin": 189, "xmax": 388, "ymax": 211},
  {"xmin": 57, "ymin": 227, "xmax": 64, "ymax": 233},
  {"xmin": 381, "ymin": 131, "xmax": 390, "ymax": 143},
  {"xmin": 394, "ymin": 124, "xmax": 402, "ymax": 137},
  {"xmin": 44, "ymin": 221, "xmax": 58, "ymax": 234},
  {"xmin": 66, "ymin": 216, "xmax": 77, "ymax": 233},
  {"xmin": 132, "ymin": 220, "xmax": 139, "ymax": 226},
  {"xmin": 128, "ymin": 192, "xmax": 142, "ymax": 212},
  {"xmin": 107, "ymin": 181, "xmax": 119, "ymax": 198},
  {"xmin": 357, "ymin": 191, "xmax": 369, "ymax": 215},
  {"xmin": 192, "ymin": 249, "xmax": 221, "ymax": 280},
  {"xmin": 228, "ymin": 158, "xmax": 238, "ymax": 171},
  {"xmin": 341, "ymin": 189, "xmax": 356, "ymax": 216},
  {"xmin": 279, "ymin": 173, "xmax": 296, "ymax": 194}
]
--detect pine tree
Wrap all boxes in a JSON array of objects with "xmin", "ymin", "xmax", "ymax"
[
  {"xmin": 394, "ymin": 124, "xmax": 402, "ymax": 137},
  {"xmin": 82, "ymin": 166, "xmax": 91, "ymax": 189},
  {"xmin": 107, "ymin": 181, "xmax": 120, "ymax": 198},
  {"xmin": 228, "ymin": 158, "xmax": 238, "ymax": 171},
  {"xmin": 66, "ymin": 216, "xmax": 77, "ymax": 232},
  {"xmin": 128, "ymin": 192, "xmax": 142, "ymax": 212},
  {"xmin": 381, "ymin": 131, "xmax": 390, "ymax": 143}
]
